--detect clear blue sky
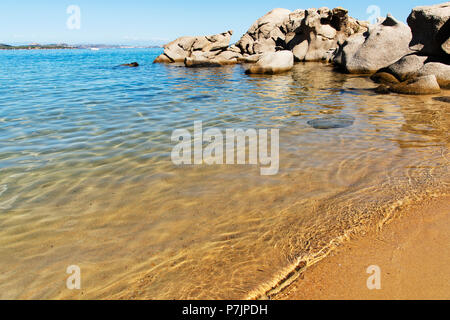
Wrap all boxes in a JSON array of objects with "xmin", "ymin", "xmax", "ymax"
[{"xmin": 0, "ymin": 0, "xmax": 443, "ymax": 45}]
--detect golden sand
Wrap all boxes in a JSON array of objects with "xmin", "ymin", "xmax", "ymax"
[{"xmin": 275, "ymin": 195, "xmax": 450, "ymax": 300}]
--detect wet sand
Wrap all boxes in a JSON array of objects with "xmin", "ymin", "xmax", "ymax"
[{"xmin": 275, "ymin": 195, "xmax": 450, "ymax": 300}]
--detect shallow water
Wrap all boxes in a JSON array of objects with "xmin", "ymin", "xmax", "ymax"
[{"xmin": 0, "ymin": 49, "xmax": 448, "ymax": 299}]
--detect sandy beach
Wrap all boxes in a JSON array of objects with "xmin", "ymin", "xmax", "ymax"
[{"xmin": 275, "ymin": 195, "xmax": 450, "ymax": 300}]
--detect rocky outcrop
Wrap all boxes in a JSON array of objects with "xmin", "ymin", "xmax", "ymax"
[
  {"xmin": 152, "ymin": 3, "xmax": 449, "ymax": 91},
  {"xmin": 283, "ymin": 7, "xmax": 368, "ymax": 62},
  {"xmin": 390, "ymin": 75, "xmax": 441, "ymax": 95},
  {"xmin": 370, "ymin": 4, "xmax": 450, "ymax": 93},
  {"xmin": 154, "ymin": 7, "xmax": 368, "ymax": 68},
  {"xmin": 153, "ymin": 31, "xmax": 239, "ymax": 65},
  {"xmin": 407, "ymin": 2, "xmax": 450, "ymax": 57},
  {"xmin": 333, "ymin": 15, "xmax": 413, "ymax": 74},
  {"xmin": 235, "ymin": 7, "xmax": 367, "ymax": 62},
  {"xmin": 245, "ymin": 51, "xmax": 294, "ymax": 74}
]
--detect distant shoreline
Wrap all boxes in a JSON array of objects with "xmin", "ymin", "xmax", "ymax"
[{"xmin": 0, "ymin": 44, "xmax": 162, "ymax": 50}]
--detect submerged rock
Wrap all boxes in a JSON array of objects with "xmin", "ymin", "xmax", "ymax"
[
  {"xmin": 375, "ymin": 84, "xmax": 391, "ymax": 94},
  {"xmin": 333, "ymin": 15, "xmax": 413, "ymax": 74},
  {"xmin": 390, "ymin": 75, "xmax": 441, "ymax": 95},
  {"xmin": 307, "ymin": 115, "xmax": 355, "ymax": 129},
  {"xmin": 433, "ymin": 96, "xmax": 450, "ymax": 103},
  {"xmin": 407, "ymin": 2, "xmax": 450, "ymax": 57},
  {"xmin": 245, "ymin": 51, "xmax": 294, "ymax": 74},
  {"xmin": 370, "ymin": 72, "xmax": 400, "ymax": 85}
]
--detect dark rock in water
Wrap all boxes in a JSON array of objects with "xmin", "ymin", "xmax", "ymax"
[
  {"xmin": 433, "ymin": 96, "xmax": 450, "ymax": 103},
  {"xmin": 375, "ymin": 84, "xmax": 391, "ymax": 94},
  {"xmin": 307, "ymin": 115, "xmax": 355, "ymax": 129},
  {"xmin": 121, "ymin": 62, "xmax": 139, "ymax": 67}
]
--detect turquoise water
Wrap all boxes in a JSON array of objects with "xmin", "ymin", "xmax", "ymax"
[{"xmin": 0, "ymin": 49, "xmax": 448, "ymax": 299}]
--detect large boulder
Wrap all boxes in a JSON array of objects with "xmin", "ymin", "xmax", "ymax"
[
  {"xmin": 416, "ymin": 62, "xmax": 450, "ymax": 89},
  {"xmin": 245, "ymin": 51, "xmax": 294, "ymax": 74},
  {"xmin": 383, "ymin": 54, "xmax": 429, "ymax": 81},
  {"xmin": 236, "ymin": 8, "xmax": 291, "ymax": 55},
  {"xmin": 333, "ymin": 15, "xmax": 413, "ymax": 74},
  {"xmin": 407, "ymin": 2, "xmax": 450, "ymax": 58},
  {"xmin": 153, "ymin": 31, "xmax": 233, "ymax": 63},
  {"xmin": 390, "ymin": 75, "xmax": 441, "ymax": 95}
]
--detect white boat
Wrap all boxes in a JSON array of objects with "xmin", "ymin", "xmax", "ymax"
[{"xmin": 90, "ymin": 48, "xmax": 100, "ymax": 51}]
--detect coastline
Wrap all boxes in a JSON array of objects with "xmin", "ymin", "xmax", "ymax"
[{"xmin": 274, "ymin": 195, "xmax": 450, "ymax": 300}]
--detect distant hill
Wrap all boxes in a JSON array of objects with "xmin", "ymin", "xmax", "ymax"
[
  {"xmin": 0, "ymin": 43, "xmax": 161, "ymax": 50},
  {"xmin": 0, "ymin": 44, "xmax": 74, "ymax": 50}
]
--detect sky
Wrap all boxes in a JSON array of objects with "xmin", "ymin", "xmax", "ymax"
[{"xmin": 0, "ymin": 0, "xmax": 443, "ymax": 45}]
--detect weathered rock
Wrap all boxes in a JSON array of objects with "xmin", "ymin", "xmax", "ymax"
[
  {"xmin": 390, "ymin": 75, "xmax": 441, "ymax": 95},
  {"xmin": 154, "ymin": 31, "xmax": 233, "ymax": 64},
  {"xmin": 236, "ymin": 7, "xmax": 367, "ymax": 62},
  {"xmin": 161, "ymin": 36, "xmax": 197, "ymax": 62},
  {"xmin": 307, "ymin": 115, "xmax": 355, "ymax": 129},
  {"xmin": 153, "ymin": 54, "xmax": 172, "ymax": 63},
  {"xmin": 333, "ymin": 32, "xmax": 365, "ymax": 68},
  {"xmin": 334, "ymin": 15, "xmax": 413, "ymax": 74},
  {"xmin": 415, "ymin": 62, "xmax": 450, "ymax": 89},
  {"xmin": 236, "ymin": 8, "xmax": 291, "ymax": 55},
  {"xmin": 370, "ymin": 72, "xmax": 400, "ymax": 85},
  {"xmin": 215, "ymin": 50, "xmax": 242, "ymax": 64},
  {"xmin": 237, "ymin": 54, "xmax": 262, "ymax": 63},
  {"xmin": 284, "ymin": 7, "xmax": 368, "ymax": 62},
  {"xmin": 383, "ymin": 54, "xmax": 429, "ymax": 81},
  {"xmin": 184, "ymin": 49, "xmax": 241, "ymax": 67},
  {"xmin": 407, "ymin": 2, "xmax": 450, "ymax": 57},
  {"xmin": 193, "ymin": 32, "xmax": 232, "ymax": 52},
  {"xmin": 245, "ymin": 51, "xmax": 294, "ymax": 74}
]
